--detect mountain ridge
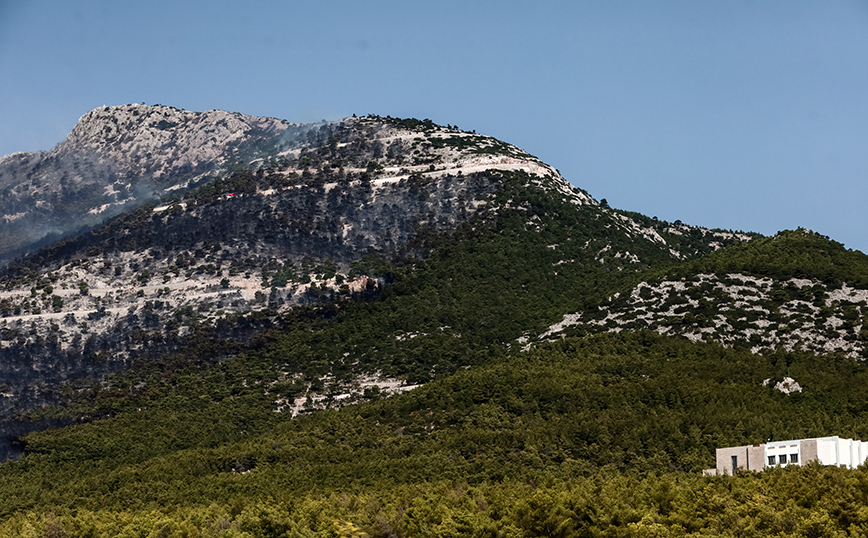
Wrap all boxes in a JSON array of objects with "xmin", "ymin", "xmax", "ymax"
[{"xmin": 0, "ymin": 105, "xmax": 757, "ymax": 461}]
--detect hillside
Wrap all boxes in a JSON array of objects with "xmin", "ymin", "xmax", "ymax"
[
  {"xmin": 538, "ymin": 230, "xmax": 868, "ymax": 359},
  {"xmin": 0, "ymin": 108, "xmax": 750, "ymax": 460},
  {"xmin": 3, "ymin": 105, "xmax": 865, "ymax": 537},
  {"xmin": 4, "ymin": 332, "xmax": 868, "ymax": 536}
]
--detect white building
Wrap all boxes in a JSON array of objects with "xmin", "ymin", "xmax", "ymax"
[{"xmin": 706, "ymin": 436, "xmax": 868, "ymax": 476}]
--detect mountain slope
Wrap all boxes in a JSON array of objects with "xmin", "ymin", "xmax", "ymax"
[
  {"xmin": 0, "ymin": 104, "xmax": 303, "ymax": 259},
  {"xmin": 5, "ymin": 332, "xmax": 868, "ymax": 529},
  {"xmin": 0, "ymin": 109, "xmax": 752, "ymax": 461},
  {"xmin": 539, "ymin": 229, "xmax": 868, "ymax": 358}
]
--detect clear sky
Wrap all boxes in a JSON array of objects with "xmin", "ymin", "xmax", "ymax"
[{"xmin": 2, "ymin": 1, "xmax": 867, "ymax": 252}]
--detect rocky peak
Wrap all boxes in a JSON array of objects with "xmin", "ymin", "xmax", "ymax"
[
  {"xmin": 0, "ymin": 105, "xmax": 303, "ymax": 260},
  {"xmin": 54, "ymin": 104, "xmax": 293, "ymax": 180}
]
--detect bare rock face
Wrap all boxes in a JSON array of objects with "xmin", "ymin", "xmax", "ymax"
[
  {"xmin": 543, "ymin": 274, "xmax": 866, "ymax": 357},
  {"xmin": 54, "ymin": 104, "xmax": 292, "ymax": 178},
  {"xmin": 0, "ymin": 104, "xmax": 301, "ymax": 260},
  {"xmin": 763, "ymin": 377, "xmax": 803, "ymax": 394}
]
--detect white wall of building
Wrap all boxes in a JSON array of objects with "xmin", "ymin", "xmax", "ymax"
[
  {"xmin": 713, "ymin": 436, "xmax": 868, "ymax": 475},
  {"xmin": 798, "ymin": 436, "xmax": 867, "ymax": 469},
  {"xmin": 817, "ymin": 437, "xmax": 839, "ymax": 466}
]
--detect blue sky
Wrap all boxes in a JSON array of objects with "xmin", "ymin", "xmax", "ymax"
[{"xmin": 2, "ymin": 1, "xmax": 867, "ymax": 251}]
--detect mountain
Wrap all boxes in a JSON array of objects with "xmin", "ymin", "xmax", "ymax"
[
  {"xmin": 0, "ymin": 106, "xmax": 755, "ymax": 461},
  {"xmin": 0, "ymin": 104, "xmax": 304, "ymax": 260},
  {"xmin": 2, "ymin": 104, "xmax": 867, "ymax": 536}
]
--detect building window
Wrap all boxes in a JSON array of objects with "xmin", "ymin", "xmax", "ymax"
[
  {"xmin": 779, "ymin": 454, "xmax": 787, "ymax": 464},
  {"xmin": 790, "ymin": 453, "xmax": 798, "ymax": 463},
  {"xmin": 732, "ymin": 455, "xmax": 738, "ymax": 474},
  {"xmin": 768, "ymin": 455, "xmax": 776, "ymax": 466}
]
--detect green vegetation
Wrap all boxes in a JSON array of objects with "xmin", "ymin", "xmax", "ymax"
[
  {"xmin": 369, "ymin": 115, "xmax": 440, "ymax": 132},
  {"xmin": 5, "ymin": 465, "xmax": 868, "ymax": 537},
  {"xmin": 424, "ymin": 134, "xmax": 534, "ymax": 160},
  {"xmin": 669, "ymin": 229, "xmax": 868, "ymax": 287},
  {"xmin": 6, "ymin": 333, "xmax": 868, "ymax": 535}
]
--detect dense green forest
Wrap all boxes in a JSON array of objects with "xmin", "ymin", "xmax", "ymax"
[
  {"xmin": 5, "ymin": 333, "xmax": 868, "ymax": 535},
  {"xmin": 666, "ymin": 229, "xmax": 868, "ymax": 287},
  {"xmin": 6, "ymin": 465, "xmax": 868, "ymax": 537}
]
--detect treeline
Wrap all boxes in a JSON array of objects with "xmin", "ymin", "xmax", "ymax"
[
  {"xmin": 3, "ymin": 464, "xmax": 868, "ymax": 537},
  {"xmin": 616, "ymin": 208, "xmax": 761, "ymax": 259},
  {"xmin": 667, "ymin": 229, "xmax": 868, "ymax": 288}
]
